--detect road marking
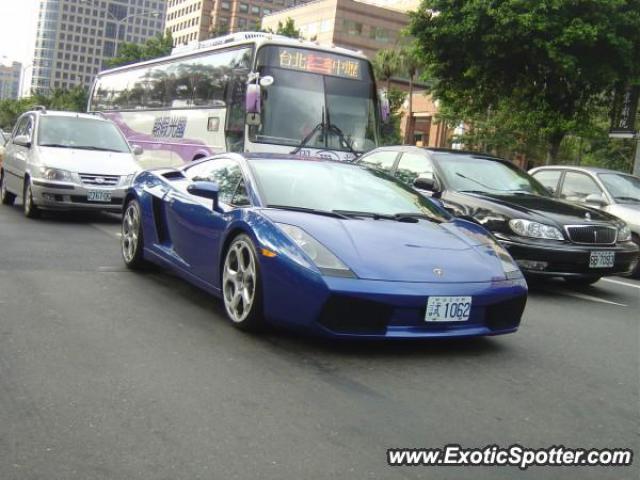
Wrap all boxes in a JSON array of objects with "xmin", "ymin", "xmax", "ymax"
[
  {"xmin": 90, "ymin": 223, "xmax": 121, "ymax": 239},
  {"xmin": 560, "ymin": 290, "xmax": 627, "ymax": 307},
  {"xmin": 601, "ymin": 278, "xmax": 640, "ymax": 290}
]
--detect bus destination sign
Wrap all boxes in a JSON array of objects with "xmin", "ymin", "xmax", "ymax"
[{"xmin": 277, "ymin": 48, "xmax": 362, "ymax": 80}]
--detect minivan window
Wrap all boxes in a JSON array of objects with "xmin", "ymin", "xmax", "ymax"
[{"xmin": 38, "ymin": 117, "xmax": 130, "ymax": 153}]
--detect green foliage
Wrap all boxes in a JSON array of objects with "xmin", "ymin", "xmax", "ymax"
[
  {"xmin": 276, "ymin": 18, "xmax": 301, "ymax": 39},
  {"xmin": 104, "ymin": 31, "xmax": 174, "ymax": 69},
  {"xmin": 0, "ymin": 87, "xmax": 88, "ymax": 130},
  {"xmin": 373, "ymin": 49, "xmax": 402, "ymax": 91},
  {"xmin": 381, "ymin": 87, "xmax": 407, "ymax": 145},
  {"xmin": 410, "ymin": 0, "xmax": 640, "ymax": 163}
]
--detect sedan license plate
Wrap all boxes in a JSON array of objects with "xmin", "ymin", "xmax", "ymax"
[
  {"xmin": 425, "ymin": 296, "xmax": 472, "ymax": 322},
  {"xmin": 589, "ymin": 251, "xmax": 615, "ymax": 268},
  {"xmin": 87, "ymin": 191, "xmax": 111, "ymax": 203}
]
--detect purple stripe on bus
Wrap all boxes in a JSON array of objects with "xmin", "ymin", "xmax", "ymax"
[{"xmin": 106, "ymin": 112, "xmax": 217, "ymax": 163}]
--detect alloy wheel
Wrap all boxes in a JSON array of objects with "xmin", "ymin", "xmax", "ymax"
[
  {"xmin": 222, "ymin": 238, "xmax": 257, "ymax": 324},
  {"xmin": 122, "ymin": 202, "xmax": 140, "ymax": 264}
]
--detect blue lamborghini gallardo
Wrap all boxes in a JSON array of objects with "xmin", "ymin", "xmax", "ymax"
[{"xmin": 121, "ymin": 153, "xmax": 527, "ymax": 338}]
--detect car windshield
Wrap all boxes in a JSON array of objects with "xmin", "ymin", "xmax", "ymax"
[
  {"xmin": 436, "ymin": 155, "xmax": 549, "ymax": 195},
  {"xmin": 38, "ymin": 116, "xmax": 130, "ymax": 153},
  {"xmin": 249, "ymin": 159, "xmax": 450, "ymax": 220},
  {"xmin": 599, "ymin": 173, "xmax": 640, "ymax": 203}
]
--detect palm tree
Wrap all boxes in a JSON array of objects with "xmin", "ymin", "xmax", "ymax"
[
  {"xmin": 373, "ymin": 49, "xmax": 401, "ymax": 93},
  {"xmin": 400, "ymin": 45, "xmax": 421, "ymax": 145}
]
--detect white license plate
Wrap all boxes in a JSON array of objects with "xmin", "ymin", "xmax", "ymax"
[
  {"xmin": 87, "ymin": 191, "xmax": 112, "ymax": 203},
  {"xmin": 589, "ymin": 251, "xmax": 615, "ymax": 268},
  {"xmin": 425, "ymin": 296, "xmax": 472, "ymax": 322}
]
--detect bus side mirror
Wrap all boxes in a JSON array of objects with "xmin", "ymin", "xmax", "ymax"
[
  {"xmin": 379, "ymin": 91, "xmax": 390, "ymax": 124},
  {"xmin": 246, "ymin": 84, "xmax": 261, "ymax": 115}
]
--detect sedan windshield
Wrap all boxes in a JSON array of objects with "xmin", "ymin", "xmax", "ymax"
[
  {"xmin": 38, "ymin": 116, "xmax": 130, "ymax": 153},
  {"xmin": 599, "ymin": 173, "xmax": 640, "ymax": 203},
  {"xmin": 250, "ymin": 159, "xmax": 449, "ymax": 220},
  {"xmin": 436, "ymin": 155, "xmax": 549, "ymax": 196}
]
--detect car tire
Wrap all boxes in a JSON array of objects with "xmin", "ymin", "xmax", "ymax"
[
  {"xmin": 23, "ymin": 179, "xmax": 40, "ymax": 218},
  {"xmin": 565, "ymin": 276, "xmax": 601, "ymax": 286},
  {"xmin": 121, "ymin": 199, "xmax": 147, "ymax": 269},
  {"xmin": 222, "ymin": 234, "xmax": 264, "ymax": 331},
  {"xmin": 0, "ymin": 171, "xmax": 16, "ymax": 206}
]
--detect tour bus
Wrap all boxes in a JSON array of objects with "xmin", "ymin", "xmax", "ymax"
[{"xmin": 88, "ymin": 32, "xmax": 388, "ymax": 168}]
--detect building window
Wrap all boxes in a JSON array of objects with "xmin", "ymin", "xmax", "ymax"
[
  {"xmin": 239, "ymin": 3, "xmax": 248, "ymax": 12},
  {"xmin": 342, "ymin": 19, "xmax": 363, "ymax": 36}
]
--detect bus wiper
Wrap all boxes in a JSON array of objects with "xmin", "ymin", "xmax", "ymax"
[
  {"xmin": 268, "ymin": 205, "xmax": 349, "ymax": 219},
  {"xmin": 327, "ymin": 123, "xmax": 357, "ymax": 157},
  {"xmin": 291, "ymin": 108, "xmax": 325, "ymax": 155}
]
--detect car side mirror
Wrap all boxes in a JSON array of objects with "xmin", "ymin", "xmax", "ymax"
[
  {"xmin": 132, "ymin": 145, "xmax": 143, "ymax": 156},
  {"xmin": 187, "ymin": 181, "xmax": 223, "ymax": 212},
  {"xmin": 413, "ymin": 175, "xmax": 436, "ymax": 192},
  {"xmin": 13, "ymin": 135, "xmax": 31, "ymax": 148},
  {"xmin": 584, "ymin": 193, "xmax": 607, "ymax": 207}
]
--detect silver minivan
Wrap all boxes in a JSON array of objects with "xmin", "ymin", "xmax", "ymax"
[{"xmin": 1, "ymin": 109, "xmax": 142, "ymax": 218}]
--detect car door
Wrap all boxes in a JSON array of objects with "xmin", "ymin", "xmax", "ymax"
[
  {"xmin": 558, "ymin": 171, "xmax": 607, "ymax": 207},
  {"xmin": 167, "ymin": 158, "xmax": 246, "ymax": 286},
  {"xmin": 4, "ymin": 115, "xmax": 34, "ymax": 194}
]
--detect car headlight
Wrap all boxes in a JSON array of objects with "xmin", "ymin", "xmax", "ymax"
[
  {"xmin": 490, "ymin": 240, "xmax": 522, "ymax": 279},
  {"xmin": 617, "ymin": 224, "xmax": 632, "ymax": 242},
  {"xmin": 509, "ymin": 219, "xmax": 564, "ymax": 240},
  {"xmin": 277, "ymin": 223, "xmax": 355, "ymax": 277},
  {"xmin": 38, "ymin": 167, "xmax": 75, "ymax": 182}
]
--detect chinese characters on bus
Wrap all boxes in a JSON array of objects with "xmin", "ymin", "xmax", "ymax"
[
  {"xmin": 278, "ymin": 49, "xmax": 362, "ymax": 80},
  {"xmin": 152, "ymin": 116, "xmax": 188, "ymax": 138}
]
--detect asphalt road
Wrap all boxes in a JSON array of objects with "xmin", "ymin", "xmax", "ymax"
[{"xmin": 0, "ymin": 204, "xmax": 638, "ymax": 480}]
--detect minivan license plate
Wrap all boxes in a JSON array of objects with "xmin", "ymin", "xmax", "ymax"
[
  {"xmin": 425, "ymin": 296, "xmax": 472, "ymax": 322},
  {"xmin": 589, "ymin": 251, "xmax": 615, "ymax": 268},
  {"xmin": 87, "ymin": 191, "xmax": 111, "ymax": 203}
]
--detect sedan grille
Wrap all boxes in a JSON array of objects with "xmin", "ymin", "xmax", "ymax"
[
  {"xmin": 79, "ymin": 174, "xmax": 120, "ymax": 186},
  {"xmin": 565, "ymin": 225, "xmax": 617, "ymax": 245}
]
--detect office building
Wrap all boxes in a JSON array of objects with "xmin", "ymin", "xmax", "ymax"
[
  {"xmin": 0, "ymin": 59, "xmax": 22, "ymax": 100},
  {"xmin": 166, "ymin": 0, "xmax": 305, "ymax": 47},
  {"xmin": 31, "ymin": 0, "xmax": 167, "ymax": 94}
]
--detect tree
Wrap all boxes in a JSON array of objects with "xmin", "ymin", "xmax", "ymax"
[
  {"xmin": 104, "ymin": 31, "xmax": 174, "ymax": 69},
  {"xmin": 410, "ymin": 0, "xmax": 640, "ymax": 163},
  {"xmin": 373, "ymin": 49, "xmax": 401, "ymax": 93},
  {"xmin": 381, "ymin": 87, "xmax": 407, "ymax": 145},
  {"xmin": 276, "ymin": 18, "xmax": 301, "ymax": 39},
  {"xmin": 399, "ymin": 44, "xmax": 422, "ymax": 144}
]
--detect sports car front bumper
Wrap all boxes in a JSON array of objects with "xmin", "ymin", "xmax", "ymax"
[{"xmin": 261, "ymin": 261, "xmax": 528, "ymax": 339}]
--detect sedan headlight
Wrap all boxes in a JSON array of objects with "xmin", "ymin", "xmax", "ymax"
[
  {"xmin": 617, "ymin": 224, "xmax": 632, "ymax": 242},
  {"xmin": 38, "ymin": 167, "xmax": 74, "ymax": 182},
  {"xmin": 509, "ymin": 219, "xmax": 564, "ymax": 240},
  {"xmin": 277, "ymin": 223, "xmax": 355, "ymax": 277}
]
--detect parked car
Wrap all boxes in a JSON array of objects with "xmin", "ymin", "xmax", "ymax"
[
  {"xmin": 529, "ymin": 165, "xmax": 640, "ymax": 276},
  {"xmin": 356, "ymin": 147, "xmax": 639, "ymax": 285},
  {"xmin": 0, "ymin": 109, "xmax": 142, "ymax": 218},
  {"xmin": 121, "ymin": 153, "xmax": 528, "ymax": 338}
]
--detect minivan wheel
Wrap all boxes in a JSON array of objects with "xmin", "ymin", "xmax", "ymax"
[
  {"xmin": 0, "ymin": 171, "xmax": 16, "ymax": 206},
  {"xmin": 23, "ymin": 180, "xmax": 40, "ymax": 218}
]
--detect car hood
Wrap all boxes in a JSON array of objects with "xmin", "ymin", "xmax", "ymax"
[
  {"xmin": 37, "ymin": 146, "xmax": 140, "ymax": 176},
  {"xmin": 606, "ymin": 203, "xmax": 640, "ymax": 231},
  {"xmin": 455, "ymin": 191, "xmax": 617, "ymax": 226},
  {"xmin": 262, "ymin": 209, "xmax": 508, "ymax": 282}
]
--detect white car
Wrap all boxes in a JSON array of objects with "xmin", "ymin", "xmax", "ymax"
[{"xmin": 0, "ymin": 109, "xmax": 142, "ymax": 217}]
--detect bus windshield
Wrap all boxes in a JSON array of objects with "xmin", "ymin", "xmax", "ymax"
[{"xmin": 251, "ymin": 46, "xmax": 378, "ymax": 153}]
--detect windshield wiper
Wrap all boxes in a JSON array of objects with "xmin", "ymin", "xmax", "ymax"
[
  {"xmin": 392, "ymin": 212, "xmax": 445, "ymax": 223},
  {"xmin": 614, "ymin": 196, "xmax": 640, "ymax": 203},
  {"xmin": 455, "ymin": 172, "xmax": 508, "ymax": 191},
  {"xmin": 267, "ymin": 205, "xmax": 349, "ymax": 219},
  {"xmin": 72, "ymin": 146, "xmax": 123, "ymax": 152},
  {"xmin": 325, "ymin": 105, "xmax": 358, "ymax": 158},
  {"xmin": 291, "ymin": 107, "xmax": 326, "ymax": 155},
  {"xmin": 333, "ymin": 210, "xmax": 439, "ymax": 223},
  {"xmin": 39, "ymin": 143, "xmax": 75, "ymax": 149}
]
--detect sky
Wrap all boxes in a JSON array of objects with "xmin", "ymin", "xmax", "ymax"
[{"xmin": 0, "ymin": 0, "xmax": 39, "ymax": 65}]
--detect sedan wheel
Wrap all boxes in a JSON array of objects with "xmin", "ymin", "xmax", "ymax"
[
  {"xmin": 222, "ymin": 235, "xmax": 263, "ymax": 330},
  {"xmin": 121, "ymin": 199, "xmax": 146, "ymax": 269},
  {"xmin": 23, "ymin": 181, "xmax": 40, "ymax": 218}
]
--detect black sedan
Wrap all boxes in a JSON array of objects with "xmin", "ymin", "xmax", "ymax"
[{"xmin": 356, "ymin": 147, "xmax": 639, "ymax": 285}]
